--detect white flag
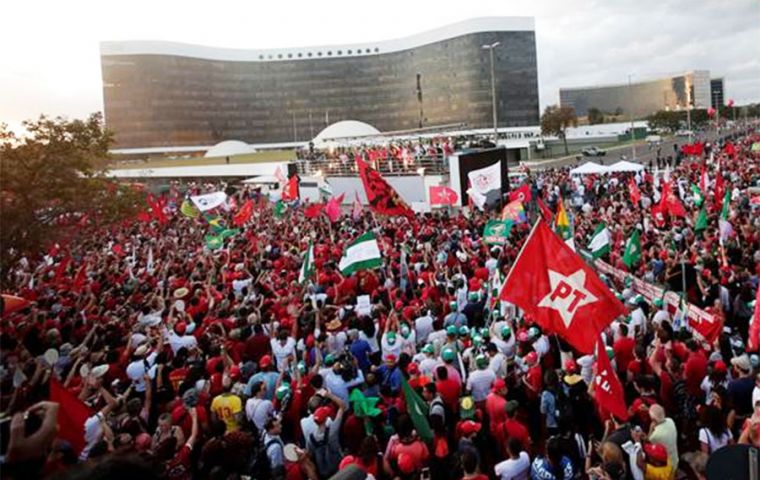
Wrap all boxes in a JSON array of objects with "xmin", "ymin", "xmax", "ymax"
[
  {"xmin": 147, "ymin": 247, "xmax": 154, "ymax": 273},
  {"xmin": 467, "ymin": 162, "xmax": 502, "ymax": 195},
  {"xmin": 191, "ymin": 191, "xmax": 227, "ymax": 212},
  {"xmin": 466, "ymin": 188, "xmax": 487, "ymax": 211}
]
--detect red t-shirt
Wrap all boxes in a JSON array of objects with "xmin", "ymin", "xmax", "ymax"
[
  {"xmin": 165, "ymin": 444, "xmax": 192, "ymax": 480},
  {"xmin": 614, "ymin": 337, "xmax": 636, "ymax": 374},
  {"xmin": 485, "ymin": 392, "xmax": 507, "ymax": 435},
  {"xmin": 684, "ymin": 350, "xmax": 708, "ymax": 396},
  {"xmin": 525, "ymin": 366, "xmax": 543, "ymax": 400},
  {"xmin": 501, "ymin": 418, "xmax": 530, "ymax": 450},
  {"xmin": 436, "ymin": 379, "xmax": 461, "ymax": 413}
]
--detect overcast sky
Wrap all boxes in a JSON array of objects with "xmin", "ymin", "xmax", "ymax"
[{"xmin": 2, "ymin": 0, "xmax": 758, "ymax": 134}]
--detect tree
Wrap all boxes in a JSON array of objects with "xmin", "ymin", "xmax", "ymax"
[
  {"xmin": 0, "ymin": 113, "xmax": 144, "ymax": 283},
  {"xmin": 541, "ymin": 105, "xmax": 578, "ymax": 155},
  {"xmin": 587, "ymin": 107, "xmax": 604, "ymax": 125}
]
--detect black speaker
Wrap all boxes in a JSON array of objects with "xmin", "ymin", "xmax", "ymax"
[
  {"xmin": 327, "ymin": 465, "xmax": 367, "ymax": 480},
  {"xmin": 706, "ymin": 444, "xmax": 760, "ymax": 480}
]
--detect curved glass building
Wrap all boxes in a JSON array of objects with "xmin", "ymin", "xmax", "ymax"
[{"xmin": 100, "ymin": 17, "xmax": 539, "ymax": 149}]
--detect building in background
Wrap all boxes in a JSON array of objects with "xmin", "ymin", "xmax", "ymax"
[
  {"xmin": 559, "ymin": 70, "xmax": 712, "ymax": 119},
  {"xmin": 100, "ymin": 17, "xmax": 539, "ymax": 150},
  {"xmin": 710, "ymin": 78, "xmax": 725, "ymax": 109}
]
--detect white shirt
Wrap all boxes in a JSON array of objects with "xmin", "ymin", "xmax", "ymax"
[
  {"xmin": 494, "ymin": 451, "xmax": 530, "ymax": 480},
  {"xmin": 380, "ymin": 333, "xmax": 402, "ymax": 358},
  {"xmin": 752, "ymin": 386, "xmax": 760, "ymax": 410},
  {"xmin": 270, "ymin": 337, "xmax": 296, "ymax": 371},
  {"xmin": 652, "ymin": 309, "xmax": 671, "ymax": 326},
  {"xmin": 489, "ymin": 352, "xmax": 507, "ymax": 378},
  {"xmin": 419, "ymin": 357, "xmax": 438, "ymax": 377},
  {"xmin": 629, "ymin": 308, "xmax": 647, "ymax": 337},
  {"xmin": 232, "ymin": 277, "xmax": 253, "ymax": 294},
  {"xmin": 126, "ymin": 352, "xmax": 158, "ymax": 392},
  {"xmin": 467, "ymin": 368, "xmax": 496, "ymax": 402},
  {"xmin": 80, "ymin": 413, "xmax": 105, "ymax": 460},
  {"xmin": 168, "ymin": 332, "xmax": 198, "ymax": 354},
  {"xmin": 245, "ymin": 397, "xmax": 274, "ymax": 431},
  {"xmin": 414, "ymin": 314, "xmax": 435, "ymax": 344}
]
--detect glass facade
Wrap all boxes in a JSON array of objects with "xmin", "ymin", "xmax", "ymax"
[
  {"xmin": 710, "ymin": 78, "xmax": 725, "ymax": 109},
  {"xmin": 559, "ymin": 71, "xmax": 711, "ymax": 119},
  {"xmin": 101, "ymin": 27, "xmax": 539, "ymax": 149}
]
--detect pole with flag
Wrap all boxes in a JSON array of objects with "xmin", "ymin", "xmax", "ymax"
[
  {"xmin": 299, "ymin": 241, "xmax": 315, "ymax": 284},
  {"xmin": 587, "ymin": 222, "xmax": 611, "ymax": 259},
  {"xmin": 622, "ymin": 229, "xmax": 641, "ymax": 268},
  {"xmin": 554, "ymin": 198, "xmax": 575, "ymax": 250},
  {"xmin": 592, "ymin": 338, "xmax": 628, "ymax": 420},
  {"xmin": 401, "ymin": 377, "xmax": 433, "ymax": 443}
]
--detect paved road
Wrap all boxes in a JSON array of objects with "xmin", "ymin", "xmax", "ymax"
[{"xmin": 523, "ymin": 128, "xmax": 730, "ymax": 170}]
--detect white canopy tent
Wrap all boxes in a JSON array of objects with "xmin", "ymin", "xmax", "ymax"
[
  {"xmin": 569, "ymin": 162, "xmax": 609, "ymax": 175},
  {"xmin": 607, "ymin": 160, "xmax": 645, "ymax": 172}
]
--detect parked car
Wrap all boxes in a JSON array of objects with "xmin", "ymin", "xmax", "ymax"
[
  {"xmin": 675, "ymin": 130, "xmax": 694, "ymax": 137},
  {"xmin": 581, "ymin": 146, "xmax": 607, "ymax": 157}
]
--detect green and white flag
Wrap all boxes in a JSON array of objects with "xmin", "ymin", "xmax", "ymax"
[
  {"xmin": 587, "ymin": 222, "xmax": 611, "ymax": 259},
  {"xmin": 483, "ymin": 220, "xmax": 513, "ymax": 246},
  {"xmin": 273, "ymin": 200, "xmax": 286, "ymax": 219},
  {"xmin": 622, "ymin": 229, "xmax": 641, "ymax": 268},
  {"xmin": 339, "ymin": 232, "xmax": 382, "ymax": 275},
  {"xmin": 299, "ymin": 241, "xmax": 315, "ymax": 284},
  {"xmin": 694, "ymin": 207, "xmax": 708, "ymax": 232}
]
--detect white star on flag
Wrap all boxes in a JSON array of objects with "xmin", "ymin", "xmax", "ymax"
[{"xmin": 537, "ymin": 269, "xmax": 598, "ymax": 328}]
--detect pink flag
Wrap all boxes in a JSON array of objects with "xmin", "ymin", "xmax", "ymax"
[
  {"xmin": 352, "ymin": 192, "xmax": 363, "ymax": 220},
  {"xmin": 325, "ymin": 193, "xmax": 345, "ymax": 223}
]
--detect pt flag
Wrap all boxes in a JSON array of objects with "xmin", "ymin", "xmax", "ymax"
[
  {"xmin": 499, "ymin": 220, "xmax": 626, "ymax": 353},
  {"xmin": 232, "ymin": 199, "xmax": 254, "ymax": 226},
  {"xmin": 339, "ymin": 232, "xmax": 383, "ymax": 275},
  {"xmin": 429, "ymin": 186, "xmax": 459, "ymax": 206},
  {"xmin": 593, "ymin": 339, "xmax": 628, "ymax": 420},
  {"xmin": 509, "ymin": 184, "xmax": 532, "ymax": 203},
  {"xmin": 628, "ymin": 178, "xmax": 641, "ymax": 205},
  {"xmin": 356, "ymin": 158, "xmax": 413, "ymax": 217},
  {"xmin": 50, "ymin": 377, "xmax": 93, "ymax": 454},
  {"xmin": 281, "ymin": 176, "xmax": 300, "ymax": 201}
]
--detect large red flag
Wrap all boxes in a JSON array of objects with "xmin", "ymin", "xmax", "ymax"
[
  {"xmin": 429, "ymin": 186, "xmax": 459, "ymax": 206},
  {"xmin": 282, "ymin": 176, "xmax": 300, "ymax": 201},
  {"xmin": 537, "ymin": 197, "xmax": 553, "ymax": 222},
  {"xmin": 233, "ymin": 199, "xmax": 254, "ymax": 226},
  {"xmin": 628, "ymin": 178, "xmax": 641, "ymax": 205},
  {"xmin": 593, "ymin": 339, "xmax": 629, "ymax": 420},
  {"xmin": 1, "ymin": 294, "xmax": 31, "ymax": 316},
  {"xmin": 715, "ymin": 171, "xmax": 725, "ymax": 210},
  {"xmin": 325, "ymin": 193, "xmax": 345, "ymax": 223},
  {"xmin": 499, "ymin": 220, "xmax": 627, "ymax": 353},
  {"xmin": 304, "ymin": 203, "xmax": 323, "ymax": 219},
  {"xmin": 72, "ymin": 265, "xmax": 87, "ymax": 293},
  {"xmin": 356, "ymin": 158, "xmax": 414, "ymax": 217},
  {"xmin": 54, "ymin": 255, "xmax": 71, "ymax": 284},
  {"xmin": 509, "ymin": 184, "xmax": 532, "ymax": 203},
  {"xmin": 146, "ymin": 194, "xmax": 168, "ymax": 225},
  {"xmin": 651, "ymin": 203, "xmax": 666, "ymax": 228},
  {"xmin": 690, "ymin": 309, "xmax": 723, "ymax": 344},
  {"xmin": 50, "ymin": 377, "xmax": 93, "ymax": 454}
]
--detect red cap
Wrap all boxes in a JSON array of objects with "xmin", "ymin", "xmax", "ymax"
[
  {"xmin": 644, "ymin": 443, "xmax": 668, "ymax": 463},
  {"xmin": 339, "ymin": 455, "xmax": 357, "ymax": 470},
  {"xmin": 174, "ymin": 322, "xmax": 187, "ymax": 336},
  {"xmin": 385, "ymin": 353, "xmax": 397, "ymax": 364},
  {"xmin": 313, "ymin": 406, "xmax": 331, "ymax": 424},
  {"xmin": 713, "ymin": 360, "xmax": 727, "ymax": 374},
  {"xmin": 397, "ymin": 452, "xmax": 415, "ymax": 474},
  {"xmin": 259, "ymin": 355, "xmax": 273, "ymax": 368},
  {"xmin": 306, "ymin": 334, "xmax": 315, "ymax": 348},
  {"xmin": 229, "ymin": 365, "xmax": 241, "ymax": 380},
  {"xmin": 525, "ymin": 351, "xmax": 538, "ymax": 365},
  {"xmin": 492, "ymin": 378, "xmax": 506, "ymax": 391},
  {"xmin": 564, "ymin": 358, "xmax": 578, "ymax": 373},
  {"xmin": 460, "ymin": 420, "xmax": 482, "ymax": 436},
  {"xmin": 394, "ymin": 300, "xmax": 404, "ymax": 310},
  {"xmin": 407, "ymin": 363, "xmax": 419, "ymax": 375}
]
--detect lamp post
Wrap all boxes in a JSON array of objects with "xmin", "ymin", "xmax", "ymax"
[
  {"xmin": 628, "ymin": 74, "xmax": 636, "ymax": 160},
  {"xmin": 482, "ymin": 41, "xmax": 500, "ymax": 144}
]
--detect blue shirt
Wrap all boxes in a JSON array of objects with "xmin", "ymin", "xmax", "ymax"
[
  {"xmin": 530, "ymin": 455, "xmax": 573, "ymax": 480},
  {"xmin": 349, "ymin": 339, "xmax": 373, "ymax": 372},
  {"xmin": 540, "ymin": 390, "xmax": 558, "ymax": 429},
  {"xmin": 376, "ymin": 364, "xmax": 403, "ymax": 393}
]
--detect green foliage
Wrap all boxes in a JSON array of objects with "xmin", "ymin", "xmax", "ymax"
[
  {"xmin": 541, "ymin": 105, "xmax": 578, "ymax": 155},
  {"xmin": 0, "ymin": 113, "xmax": 144, "ymax": 281},
  {"xmin": 587, "ymin": 107, "xmax": 604, "ymax": 125}
]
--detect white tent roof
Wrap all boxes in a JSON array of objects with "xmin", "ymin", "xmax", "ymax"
[
  {"xmin": 241, "ymin": 175, "xmax": 279, "ymax": 184},
  {"xmin": 313, "ymin": 120, "xmax": 380, "ymax": 143},
  {"xmin": 607, "ymin": 160, "xmax": 645, "ymax": 172},
  {"xmin": 569, "ymin": 162, "xmax": 609, "ymax": 175},
  {"xmin": 204, "ymin": 140, "xmax": 256, "ymax": 158}
]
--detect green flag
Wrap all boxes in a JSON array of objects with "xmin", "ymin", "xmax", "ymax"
[
  {"xmin": 273, "ymin": 200, "xmax": 286, "ymax": 219},
  {"xmin": 180, "ymin": 199, "xmax": 200, "ymax": 218},
  {"xmin": 204, "ymin": 213, "xmax": 225, "ymax": 233},
  {"xmin": 690, "ymin": 184, "xmax": 703, "ymax": 207},
  {"xmin": 587, "ymin": 222, "xmax": 611, "ymax": 259},
  {"xmin": 694, "ymin": 207, "xmax": 708, "ymax": 232},
  {"xmin": 338, "ymin": 232, "xmax": 382, "ymax": 275},
  {"xmin": 720, "ymin": 190, "xmax": 731, "ymax": 220},
  {"xmin": 205, "ymin": 234, "xmax": 224, "ymax": 250},
  {"xmin": 219, "ymin": 228, "xmax": 240, "ymax": 239},
  {"xmin": 299, "ymin": 241, "xmax": 315, "ymax": 284},
  {"xmin": 622, "ymin": 229, "xmax": 641, "ymax": 268},
  {"xmin": 483, "ymin": 220, "xmax": 513, "ymax": 246},
  {"xmin": 400, "ymin": 377, "xmax": 433, "ymax": 443}
]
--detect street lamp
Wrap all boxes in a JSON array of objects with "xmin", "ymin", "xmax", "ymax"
[
  {"xmin": 482, "ymin": 41, "xmax": 500, "ymax": 144},
  {"xmin": 627, "ymin": 74, "xmax": 636, "ymax": 160}
]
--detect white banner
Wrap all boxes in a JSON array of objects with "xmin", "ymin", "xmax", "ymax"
[{"xmin": 190, "ymin": 191, "xmax": 227, "ymax": 212}]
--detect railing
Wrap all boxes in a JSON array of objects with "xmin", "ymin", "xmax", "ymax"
[{"xmin": 295, "ymin": 154, "xmax": 449, "ymax": 176}]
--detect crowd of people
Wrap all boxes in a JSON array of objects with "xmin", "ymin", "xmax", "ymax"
[{"xmin": 1, "ymin": 125, "xmax": 758, "ymax": 480}]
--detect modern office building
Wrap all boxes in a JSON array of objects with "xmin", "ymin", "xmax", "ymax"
[
  {"xmin": 710, "ymin": 78, "xmax": 725, "ymax": 109},
  {"xmin": 100, "ymin": 17, "xmax": 539, "ymax": 150},
  {"xmin": 559, "ymin": 71, "xmax": 712, "ymax": 119}
]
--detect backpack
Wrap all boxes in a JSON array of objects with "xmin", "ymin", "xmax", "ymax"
[
  {"xmin": 249, "ymin": 432, "xmax": 283, "ymax": 480},
  {"xmin": 309, "ymin": 426, "xmax": 342, "ymax": 478}
]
